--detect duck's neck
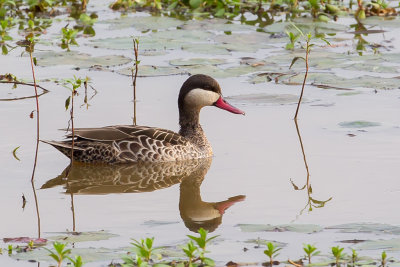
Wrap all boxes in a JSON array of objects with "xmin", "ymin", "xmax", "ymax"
[{"xmin": 179, "ymin": 108, "xmax": 211, "ymax": 153}]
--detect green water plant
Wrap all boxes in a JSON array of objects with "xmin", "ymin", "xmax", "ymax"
[
  {"xmin": 182, "ymin": 240, "xmax": 198, "ymax": 266},
  {"xmin": 381, "ymin": 251, "xmax": 387, "ymax": 267},
  {"xmin": 288, "ymin": 23, "xmax": 330, "ymax": 120},
  {"xmin": 75, "ymin": 13, "xmax": 96, "ymax": 36},
  {"xmin": 61, "ymin": 26, "xmax": 78, "ymax": 51},
  {"xmin": 331, "ymin": 246, "xmax": 345, "ymax": 266},
  {"xmin": 8, "ymin": 244, "xmax": 13, "ymax": 254},
  {"xmin": 285, "ymin": 30, "xmax": 299, "ymax": 50},
  {"xmin": 303, "ymin": 244, "xmax": 320, "ymax": 264},
  {"xmin": 44, "ymin": 242, "xmax": 71, "ymax": 267},
  {"xmin": 130, "ymin": 237, "xmax": 159, "ymax": 262},
  {"xmin": 68, "ymin": 255, "xmax": 84, "ymax": 267},
  {"xmin": 109, "ymin": 0, "xmax": 135, "ymax": 11},
  {"xmin": 264, "ymin": 242, "xmax": 281, "ymax": 266},
  {"xmin": 0, "ymin": 18, "xmax": 13, "ymax": 54},
  {"xmin": 64, "ymin": 76, "xmax": 84, "ymax": 165},
  {"xmin": 187, "ymin": 228, "xmax": 218, "ymax": 266},
  {"xmin": 122, "ymin": 255, "xmax": 149, "ymax": 267},
  {"xmin": 350, "ymin": 249, "xmax": 358, "ymax": 266}
]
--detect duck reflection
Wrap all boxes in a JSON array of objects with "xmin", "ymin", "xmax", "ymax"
[{"xmin": 41, "ymin": 158, "xmax": 245, "ymax": 232}]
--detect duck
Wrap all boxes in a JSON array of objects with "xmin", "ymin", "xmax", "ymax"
[
  {"xmin": 41, "ymin": 157, "xmax": 245, "ymax": 233},
  {"xmin": 43, "ymin": 74, "xmax": 245, "ymax": 164}
]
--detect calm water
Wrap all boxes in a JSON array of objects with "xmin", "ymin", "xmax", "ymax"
[{"xmin": 1, "ymin": 1, "xmax": 400, "ymax": 265}]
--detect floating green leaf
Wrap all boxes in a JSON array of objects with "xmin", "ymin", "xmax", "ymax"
[
  {"xmin": 47, "ymin": 231, "xmax": 118, "ymax": 243},
  {"xmin": 237, "ymin": 224, "xmax": 322, "ymax": 233},
  {"xmin": 36, "ymin": 51, "xmax": 131, "ymax": 68},
  {"xmin": 338, "ymin": 121, "xmax": 381, "ymax": 128}
]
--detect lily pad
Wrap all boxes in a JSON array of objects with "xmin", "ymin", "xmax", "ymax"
[
  {"xmin": 151, "ymin": 29, "xmax": 215, "ymax": 43},
  {"xmin": 244, "ymin": 239, "xmax": 287, "ymax": 247},
  {"xmin": 226, "ymin": 93, "xmax": 306, "ymax": 105},
  {"xmin": 118, "ymin": 65, "xmax": 187, "ymax": 77},
  {"xmin": 356, "ymin": 238, "xmax": 400, "ymax": 251},
  {"xmin": 36, "ymin": 51, "xmax": 131, "ymax": 68},
  {"xmin": 3, "ymin": 237, "xmax": 47, "ymax": 244},
  {"xmin": 182, "ymin": 19, "xmax": 255, "ymax": 32},
  {"xmin": 362, "ymin": 16, "xmax": 400, "ymax": 28},
  {"xmin": 214, "ymin": 32, "xmax": 273, "ymax": 52},
  {"xmin": 181, "ymin": 43, "xmax": 230, "ymax": 55},
  {"xmin": 169, "ymin": 58, "xmax": 227, "ymax": 66},
  {"xmin": 327, "ymin": 223, "xmax": 400, "ymax": 234},
  {"xmin": 104, "ymin": 15, "xmax": 183, "ymax": 31},
  {"xmin": 264, "ymin": 19, "xmax": 347, "ymax": 34},
  {"xmin": 282, "ymin": 72, "xmax": 400, "ymax": 90},
  {"xmin": 237, "ymin": 224, "xmax": 322, "ymax": 233},
  {"xmin": 337, "ymin": 91, "xmax": 362, "ymax": 96},
  {"xmin": 142, "ymin": 220, "xmax": 180, "ymax": 227},
  {"xmin": 90, "ymin": 36, "xmax": 182, "ymax": 51},
  {"xmin": 343, "ymin": 63, "xmax": 398, "ymax": 73},
  {"xmin": 11, "ymin": 246, "xmax": 126, "ymax": 263},
  {"xmin": 47, "ymin": 231, "xmax": 118, "ymax": 243},
  {"xmin": 185, "ymin": 64, "xmax": 268, "ymax": 78},
  {"xmin": 158, "ymin": 246, "xmax": 186, "ymax": 258},
  {"xmin": 338, "ymin": 121, "xmax": 381, "ymax": 128}
]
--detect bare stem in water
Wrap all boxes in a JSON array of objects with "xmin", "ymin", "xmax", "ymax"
[
  {"xmin": 70, "ymin": 89, "xmax": 75, "ymax": 167},
  {"xmin": 31, "ymin": 179, "xmax": 41, "ymax": 238},
  {"xmin": 132, "ymin": 38, "xmax": 139, "ymax": 125},
  {"xmin": 294, "ymin": 39, "xmax": 310, "ymax": 120},
  {"xmin": 29, "ymin": 41, "xmax": 40, "ymax": 182}
]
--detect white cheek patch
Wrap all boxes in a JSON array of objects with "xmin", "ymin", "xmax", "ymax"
[{"xmin": 184, "ymin": 89, "xmax": 220, "ymax": 108}]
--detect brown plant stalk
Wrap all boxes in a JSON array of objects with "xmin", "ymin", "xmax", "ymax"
[
  {"xmin": 132, "ymin": 39, "xmax": 139, "ymax": 125},
  {"xmin": 294, "ymin": 39, "xmax": 309, "ymax": 120},
  {"xmin": 29, "ymin": 43, "xmax": 40, "ymax": 182}
]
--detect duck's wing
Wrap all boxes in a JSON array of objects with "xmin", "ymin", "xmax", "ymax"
[
  {"xmin": 68, "ymin": 125, "xmax": 188, "ymax": 145},
  {"xmin": 110, "ymin": 125, "xmax": 187, "ymax": 145}
]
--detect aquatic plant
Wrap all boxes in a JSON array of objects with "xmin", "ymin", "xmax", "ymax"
[
  {"xmin": 288, "ymin": 23, "xmax": 330, "ymax": 120},
  {"xmin": 350, "ymin": 249, "xmax": 358, "ymax": 266},
  {"xmin": 15, "ymin": 34, "xmax": 41, "ymax": 182},
  {"xmin": 132, "ymin": 37, "xmax": 139, "ymax": 125},
  {"xmin": 182, "ymin": 240, "xmax": 198, "ymax": 266},
  {"xmin": 331, "ymin": 246, "xmax": 345, "ymax": 266},
  {"xmin": 263, "ymin": 242, "xmax": 281, "ymax": 266},
  {"xmin": 130, "ymin": 237, "xmax": 159, "ymax": 262},
  {"xmin": 285, "ymin": 30, "xmax": 299, "ymax": 50},
  {"xmin": 381, "ymin": 251, "xmax": 387, "ymax": 267},
  {"xmin": 44, "ymin": 242, "xmax": 71, "ymax": 267},
  {"xmin": 64, "ymin": 76, "xmax": 84, "ymax": 165},
  {"xmin": 303, "ymin": 244, "xmax": 320, "ymax": 264},
  {"xmin": 68, "ymin": 255, "xmax": 84, "ymax": 267},
  {"xmin": 0, "ymin": 18, "xmax": 13, "ymax": 54},
  {"xmin": 187, "ymin": 227, "xmax": 218, "ymax": 266},
  {"xmin": 74, "ymin": 13, "xmax": 96, "ymax": 36},
  {"xmin": 7, "ymin": 244, "xmax": 12, "ymax": 254},
  {"xmin": 122, "ymin": 254, "xmax": 149, "ymax": 267},
  {"xmin": 61, "ymin": 26, "xmax": 78, "ymax": 51}
]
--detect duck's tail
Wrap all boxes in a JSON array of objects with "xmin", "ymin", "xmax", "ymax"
[{"xmin": 40, "ymin": 140, "xmax": 84, "ymax": 159}]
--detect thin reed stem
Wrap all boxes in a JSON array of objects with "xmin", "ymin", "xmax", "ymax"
[
  {"xmin": 132, "ymin": 39, "xmax": 139, "ymax": 125},
  {"xmin": 70, "ymin": 90, "xmax": 75, "ymax": 166},
  {"xmin": 29, "ymin": 46, "xmax": 40, "ymax": 182},
  {"xmin": 31, "ymin": 179, "xmax": 41, "ymax": 238},
  {"xmin": 294, "ymin": 40, "xmax": 309, "ymax": 120}
]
